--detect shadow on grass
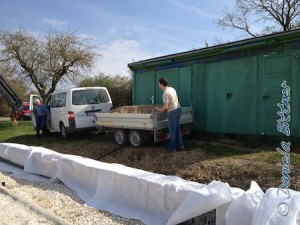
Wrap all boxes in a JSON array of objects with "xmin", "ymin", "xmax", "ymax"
[
  {"xmin": 3, "ymin": 131, "xmax": 112, "ymax": 147},
  {"xmin": 188, "ymin": 132, "xmax": 300, "ymax": 152},
  {"xmin": 183, "ymin": 134, "xmax": 255, "ymax": 158}
]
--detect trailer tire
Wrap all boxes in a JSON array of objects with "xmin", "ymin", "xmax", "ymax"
[
  {"xmin": 129, "ymin": 130, "xmax": 144, "ymax": 148},
  {"xmin": 114, "ymin": 129, "xmax": 128, "ymax": 146}
]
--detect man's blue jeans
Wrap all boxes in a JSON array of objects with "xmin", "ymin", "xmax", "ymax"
[
  {"xmin": 168, "ymin": 108, "xmax": 183, "ymax": 151},
  {"xmin": 36, "ymin": 115, "xmax": 47, "ymax": 137}
]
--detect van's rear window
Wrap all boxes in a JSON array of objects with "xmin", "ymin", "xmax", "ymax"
[{"xmin": 72, "ymin": 89, "xmax": 110, "ymax": 105}]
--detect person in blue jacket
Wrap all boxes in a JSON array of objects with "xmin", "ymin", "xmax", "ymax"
[{"xmin": 33, "ymin": 99, "xmax": 50, "ymax": 138}]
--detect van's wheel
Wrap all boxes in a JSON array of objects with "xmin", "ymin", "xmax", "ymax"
[
  {"xmin": 114, "ymin": 129, "xmax": 128, "ymax": 146},
  {"xmin": 60, "ymin": 123, "xmax": 68, "ymax": 139},
  {"xmin": 129, "ymin": 130, "xmax": 144, "ymax": 148}
]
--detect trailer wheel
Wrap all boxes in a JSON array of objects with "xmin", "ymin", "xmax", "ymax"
[
  {"xmin": 129, "ymin": 130, "xmax": 144, "ymax": 148},
  {"xmin": 114, "ymin": 129, "xmax": 128, "ymax": 146}
]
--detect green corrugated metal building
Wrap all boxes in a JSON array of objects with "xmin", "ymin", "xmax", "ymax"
[{"xmin": 128, "ymin": 30, "xmax": 300, "ymax": 137}]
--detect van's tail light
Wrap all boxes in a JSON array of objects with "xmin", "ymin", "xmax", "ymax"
[
  {"xmin": 67, "ymin": 111, "xmax": 75, "ymax": 120},
  {"xmin": 159, "ymin": 132, "xmax": 167, "ymax": 141},
  {"xmin": 181, "ymin": 127, "xmax": 188, "ymax": 135}
]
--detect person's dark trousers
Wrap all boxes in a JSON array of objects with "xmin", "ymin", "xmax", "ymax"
[
  {"xmin": 36, "ymin": 115, "xmax": 47, "ymax": 138},
  {"xmin": 167, "ymin": 108, "xmax": 183, "ymax": 151}
]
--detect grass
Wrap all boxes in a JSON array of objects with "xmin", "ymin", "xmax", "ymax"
[
  {"xmin": 0, "ymin": 120, "xmax": 35, "ymax": 142},
  {"xmin": 0, "ymin": 120, "xmax": 102, "ymax": 145},
  {"xmin": 1, "ymin": 120, "xmax": 299, "ymax": 160},
  {"xmin": 203, "ymin": 144, "xmax": 246, "ymax": 157}
]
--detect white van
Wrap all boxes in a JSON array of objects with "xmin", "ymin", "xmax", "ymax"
[{"xmin": 30, "ymin": 87, "xmax": 112, "ymax": 138}]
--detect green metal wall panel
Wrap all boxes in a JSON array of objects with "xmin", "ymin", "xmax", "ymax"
[
  {"xmin": 178, "ymin": 66, "xmax": 192, "ymax": 107},
  {"xmin": 154, "ymin": 67, "xmax": 192, "ymax": 107},
  {"xmin": 192, "ymin": 63, "xmax": 206, "ymax": 131},
  {"xmin": 206, "ymin": 56, "xmax": 258, "ymax": 134},
  {"xmin": 135, "ymin": 71, "xmax": 155, "ymax": 105},
  {"xmin": 260, "ymin": 51, "xmax": 298, "ymax": 136},
  {"xmin": 206, "ymin": 63, "xmax": 226, "ymax": 133},
  {"xmin": 297, "ymin": 51, "xmax": 300, "ymax": 136},
  {"xmin": 155, "ymin": 68, "xmax": 179, "ymax": 104},
  {"xmin": 225, "ymin": 57, "xmax": 257, "ymax": 134}
]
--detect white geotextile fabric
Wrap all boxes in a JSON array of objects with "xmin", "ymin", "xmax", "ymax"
[
  {"xmin": 0, "ymin": 143, "xmax": 30, "ymax": 166},
  {"xmin": 0, "ymin": 142, "xmax": 300, "ymax": 225},
  {"xmin": 56, "ymin": 154, "xmax": 243, "ymax": 225},
  {"xmin": 225, "ymin": 181, "xmax": 264, "ymax": 225},
  {"xmin": 24, "ymin": 146, "xmax": 63, "ymax": 178},
  {"xmin": 251, "ymin": 188, "xmax": 300, "ymax": 225},
  {"xmin": 0, "ymin": 160, "xmax": 50, "ymax": 182},
  {"xmin": 0, "ymin": 143, "xmax": 62, "ymax": 178}
]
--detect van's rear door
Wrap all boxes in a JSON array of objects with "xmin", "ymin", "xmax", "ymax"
[{"xmin": 71, "ymin": 88, "xmax": 112, "ymax": 129}]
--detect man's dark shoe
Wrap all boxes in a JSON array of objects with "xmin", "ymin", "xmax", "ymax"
[
  {"xmin": 164, "ymin": 149, "xmax": 176, "ymax": 153},
  {"xmin": 177, "ymin": 146, "xmax": 185, "ymax": 151}
]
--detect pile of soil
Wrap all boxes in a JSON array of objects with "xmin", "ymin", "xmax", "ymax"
[{"xmin": 110, "ymin": 105, "xmax": 160, "ymax": 114}]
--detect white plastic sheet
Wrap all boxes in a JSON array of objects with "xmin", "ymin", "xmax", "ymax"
[
  {"xmin": 252, "ymin": 188, "xmax": 300, "ymax": 225},
  {"xmin": 56, "ymin": 155, "xmax": 120, "ymax": 202},
  {"xmin": 24, "ymin": 146, "xmax": 62, "ymax": 178},
  {"xmin": 0, "ymin": 143, "xmax": 30, "ymax": 166},
  {"xmin": 0, "ymin": 161, "xmax": 49, "ymax": 182},
  {"xmin": 166, "ymin": 181, "xmax": 244, "ymax": 225},
  {"xmin": 226, "ymin": 181, "xmax": 264, "ymax": 225}
]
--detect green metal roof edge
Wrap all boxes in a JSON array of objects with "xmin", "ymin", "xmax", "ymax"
[{"xmin": 128, "ymin": 29, "xmax": 300, "ymax": 70}]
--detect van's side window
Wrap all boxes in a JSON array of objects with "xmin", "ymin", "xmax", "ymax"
[
  {"xmin": 72, "ymin": 89, "xmax": 109, "ymax": 105},
  {"xmin": 50, "ymin": 92, "xmax": 67, "ymax": 108}
]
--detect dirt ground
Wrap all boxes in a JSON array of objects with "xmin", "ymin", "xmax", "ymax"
[{"xmin": 41, "ymin": 132, "xmax": 300, "ymax": 192}]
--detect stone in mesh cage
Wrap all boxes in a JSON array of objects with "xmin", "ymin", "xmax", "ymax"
[{"xmin": 178, "ymin": 209, "xmax": 216, "ymax": 225}]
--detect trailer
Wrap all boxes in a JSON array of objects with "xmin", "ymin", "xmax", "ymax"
[{"xmin": 95, "ymin": 105, "xmax": 194, "ymax": 147}]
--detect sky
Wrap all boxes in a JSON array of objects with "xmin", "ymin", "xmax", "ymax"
[{"xmin": 0, "ymin": 0, "xmax": 240, "ymax": 76}]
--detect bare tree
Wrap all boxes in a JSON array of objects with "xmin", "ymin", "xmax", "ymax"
[
  {"xmin": 216, "ymin": 0, "xmax": 300, "ymax": 38},
  {"xmin": 0, "ymin": 28, "xmax": 99, "ymax": 101}
]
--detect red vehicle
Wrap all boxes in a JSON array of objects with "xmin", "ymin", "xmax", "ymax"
[{"xmin": 17, "ymin": 102, "xmax": 31, "ymax": 120}]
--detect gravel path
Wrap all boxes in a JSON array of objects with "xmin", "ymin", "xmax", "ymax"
[
  {"xmin": 0, "ymin": 172, "xmax": 144, "ymax": 225},
  {"xmin": 0, "ymin": 191, "xmax": 56, "ymax": 225}
]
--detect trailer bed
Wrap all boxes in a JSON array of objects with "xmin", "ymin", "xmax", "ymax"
[{"xmin": 95, "ymin": 107, "xmax": 193, "ymax": 131}]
